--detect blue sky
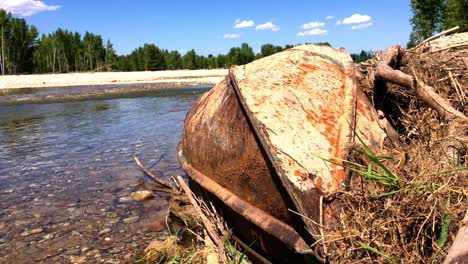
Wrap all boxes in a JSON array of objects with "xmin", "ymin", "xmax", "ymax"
[{"xmin": 1, "ymin": 0, "xmax": 413, "ymax": 56}]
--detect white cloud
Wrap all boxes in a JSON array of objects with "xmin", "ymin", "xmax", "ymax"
[
  {"xmin": 0, "ymin": 0, "xmax": 61, "ymax": 16},
  {"xmin": 224, "ymin": 34, "xmax": 241, "ymax": 39},
  {"xmin": 342, "ymin": 14, "xmax": 371, "ymax": 24},
  {"xmin": 255, "ymin": 22, "xmax": 280, "ymax": 32},
  {"xmin": 234, "ymin": 19, "xmax": 254, "ymax": 28},
  {"xmin": 325, "ymin": 16, "xmax": 334, "ymax": 20},
  {"xmin": 302, "ymin": 21, "xmax": 325, "ymax": 29},
  {"xmin": 351, "ymin": 22, "xmax": 373, "ymax": 30},
  {"xmin": 297, "ymin": 28, "xmax": 328, "ymax": 36},
  {"xmin": 336, "ymin": 20, "xmax": 342, "ymax": 25}
]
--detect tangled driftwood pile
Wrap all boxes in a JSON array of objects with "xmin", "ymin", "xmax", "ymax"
[{"xmin": 327, "ymin": 32, "xmax": 467, "ymax": 263}]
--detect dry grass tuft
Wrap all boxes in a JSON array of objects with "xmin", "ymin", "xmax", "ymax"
[{"xmin": 139, "ymin": 180, "xmax": 250, "ymax": 264}]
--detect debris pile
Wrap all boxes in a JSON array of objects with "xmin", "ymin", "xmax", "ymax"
[{"xmin": 327, "ymin": 32, "xmax": 467, "ymax": 263}]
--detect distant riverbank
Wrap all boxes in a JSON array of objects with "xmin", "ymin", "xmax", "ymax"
[
  {"xmin": 0, "ymin": 69, "xmax": 227, "ymax": 89},
  {"xmin": 0, "ymin": 69, "xmax": 227, "ymax": 105}
]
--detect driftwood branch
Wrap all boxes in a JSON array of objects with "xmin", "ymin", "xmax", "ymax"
[
  {"xmin": 134, "ymin": 155, "xmax": 172, "ymax": 189},
  {"xmin": 411, "ymin": 68, "xmax": 466, "ymax": 120},
  {"xmin": 374, "ymin": 45, "xmax": 467, "ymax": 120},
  {"xmin": 176, "ymin": 176, "xmax": 227, "ymax": 263},
  {"xmin": 415, "ymin": 26, "xmax": 460, "ymax": 49},
  {"xmin": 462, "ymin": 58, "xmax": 468, "ymax": 69}
]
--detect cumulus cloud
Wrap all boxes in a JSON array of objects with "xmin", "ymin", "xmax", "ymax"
[
  {"xmin": 351, "ymin": 22, "xmax": 373, "ymax": 30},
  {"xmin": 255, "ymin": 22, "xmax": 280, "ymax": 32},
  {"xmin": 234, "ymin": 19, "xmax": 254, "ymax": 28},
  {"xmin": 342, "ymin": 14, "xmax": 371, "ymax": 24},
  {"xmin": 224, "ymin": 34, "xmax": 241, "ymax": 39},
  {"xmin": 325, "ymin": 16, "xmax": 334, "ymax": 20},
  {"xmin": 0, "ymin": 0, "xmax": 61, "ymax": 16},
  {"xmin": 297, "ymin": 28, "xmax": 328, "ymax": 36},
  {"xmin": 302, "ymin": 21, "xmax": 325, "ymax": 29}
]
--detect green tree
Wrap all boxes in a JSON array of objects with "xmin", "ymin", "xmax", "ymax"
[
  {"xmin": 0, "ymin": 9, "xmax": 38, "ymax": 74},
  {"xmin": 142, "ymin": 43, "xmax": 166, "ymax": 71},
  {"xmin": 351, "ymin": 50, "xmax": 373, "ymax": 63},
  {"xmin": 216, "ymin": 54, "xmax": 226, "ymax": 68},
  {"xmin": 443, "ymin": 0, "xmax": 468, "ymax": 32},
  {"xmin": 182, "ymin": 49, "xmax": 198, "ymax": 69},
  {"xmin": 165, "ymin": 50, "xmax": 182, "ymax": 70},
  {"xmin": 206, "ymin": 54, "xmax": 217, "ymax": 68},
  {"xmin": 260, "ymin": 44, "xmax": 276, "ymax": 57},
  {"xmin": 105, "ymin": 39, "xmax": 116, "ymax": 71},
  {"xmin": 83, "ymin": 32, "xmax": 105, "ymax": 71},
  {"xmin": 408, "ymin": 0, "xmax": 445, "ymax": 47},
  {"xmin": 239, "ymin": 43, "xmax": 254, "ymax": 64}
]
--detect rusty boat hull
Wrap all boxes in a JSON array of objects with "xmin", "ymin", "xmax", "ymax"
[{"xmin": 178, "ymin": 45, "xmax": 390, "ymax": 262}]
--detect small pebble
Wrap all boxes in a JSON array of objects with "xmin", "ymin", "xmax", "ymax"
[
  {"xmin": 123, "ymin": 216, "xmax": 140, "ymax": 224},
  {"xmin": 99, "ymin": 228, "xmax": 111, "ymax": 235}
]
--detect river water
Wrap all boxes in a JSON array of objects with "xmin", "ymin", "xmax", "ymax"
[{"xmin": 0, "ymin": 87, "xmax": 207, "ymax": 263}]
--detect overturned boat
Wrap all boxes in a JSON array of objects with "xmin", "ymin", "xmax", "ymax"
[{"xmin": 178, "ymin": 45, "xmax": 391, "ymax": 263}]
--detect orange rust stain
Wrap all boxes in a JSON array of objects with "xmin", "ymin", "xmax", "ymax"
[
  {"xmin": 356, "ymin": 101, "xmax": 369, "ymax": 119},
  {"xmin": 315, "ymin": 177, "xmax": 322, "ymax": 189},
  {"xmin": 300, "ymin": 63, "xmax": 318, "ymax": 72},
  {"xmin": 300, "ymin": 63, "xmax": 352, "ymax": 187},
  {"xmin": 294, "ymin": 170, "xmax": 310, "ymax": 180},
  {"xmin": 281, "ymin": 62, "xmax": 319, "ymax": 88}
]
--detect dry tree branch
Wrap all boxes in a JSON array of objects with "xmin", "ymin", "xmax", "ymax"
[
  {"xmin": 414, "ymin": 26, "xmax": 460, "ymax": 50},
  {"xmin": 374, "ymin": 45, "xmax": 467, "ymax": 120},
  {"xmin": 134, "ymin": 155, "xmax": 172, "ymax": 189}
]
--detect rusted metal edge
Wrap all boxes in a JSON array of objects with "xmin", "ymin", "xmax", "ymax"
[
  {"xmin": 177, "ymin": 147, "xmax": 313, "ymax": 254},
  {"xmin": 227, "ymin": 69, "xmax": 320, "ymax": 237}
]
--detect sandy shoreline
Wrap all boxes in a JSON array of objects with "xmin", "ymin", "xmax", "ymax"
[{"xmin": 0, "ymin": 69, "xmax": 227, "ymax": 89}]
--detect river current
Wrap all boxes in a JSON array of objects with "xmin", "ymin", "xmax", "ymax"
[{"xmin": 0, "ymin": 87, "xmax": 207, "ymax": 263}]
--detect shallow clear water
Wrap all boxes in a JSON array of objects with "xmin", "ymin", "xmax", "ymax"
[{"xmin": 0, "ymin": 87, "xmax": 207, "ymax": 263}]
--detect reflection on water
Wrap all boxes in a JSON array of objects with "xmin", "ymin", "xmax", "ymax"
[{"xmin": 0, "ymin": 87, "xmax": 206, "ymax": 263}]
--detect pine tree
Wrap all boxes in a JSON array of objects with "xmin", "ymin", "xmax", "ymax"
[
  {"xmin": 443, "ymin": 0, "xmax": 468, "ymax": 31},
  {"xmin": 408, "ymin": 0, "xmax": 445, "ymax": 48}
]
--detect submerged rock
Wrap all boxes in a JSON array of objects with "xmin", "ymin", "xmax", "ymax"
[
  {"xmin": 130, "ymin": 190, "xmax": 154, "ymax": 201},
  {"xmin": 117, "ymin": 197, "xmax": 132, "ymax": 203},
  {"xmin": 99, "ymin": 228, "xmax": 111, "ymax": 235},
  {"xmin": 20, "ymin": 228, "xmax": 44, "ymax": 237},
  {"xmin": 146, "ymin": 219, "xmax": 166, "ymax": 232},
  {"xmin": 122, "ymin": 216, "xmax": 140, "ymax": 224}
]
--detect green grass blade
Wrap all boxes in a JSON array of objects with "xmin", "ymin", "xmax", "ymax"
[
  {"xmin": 347, "ymin": 120, "xmax": 399, "ymax": 186},
  {"xmin": 359, "ymin": 242, "xmax": 399, "ymax": 263},
  {"xmin": 438, "ymin": 193, "xmax": 452, "ymax": 248},
  {"xmin": 437, "ymin": 215, "xmax": 451, "ymax": 248},
  {"xmin": 428, "ymin": 166, "xmax": 468, "ymax": 176}
]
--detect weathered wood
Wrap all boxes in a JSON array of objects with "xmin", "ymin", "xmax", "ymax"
[
  {"xmin": 134, "ymin": 155, "xmax": 172, "ymax": 189},
  {"xmin": 415, "ymin": 26, "xmax": 460, "ymax": 49},
  {"xmin": 374, "ymin": 45, "xmax": 467, "ymax": 120},
  {"xmin": 462, "ymin": 57, "xmax": 468, "ymax": 69}
]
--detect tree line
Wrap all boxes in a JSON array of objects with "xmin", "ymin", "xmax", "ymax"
[
  {"xmin": 408, "ymin": 0, "xmax": 467, "ymax": 47},
  {"xmin": 1, "ymin": 8, "xmax": 374, "ymax": 75}
]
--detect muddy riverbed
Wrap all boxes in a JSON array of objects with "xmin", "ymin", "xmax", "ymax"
[{"xmin": 0, "ymin": 86, "xmax": 208, "ymax": 263}]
